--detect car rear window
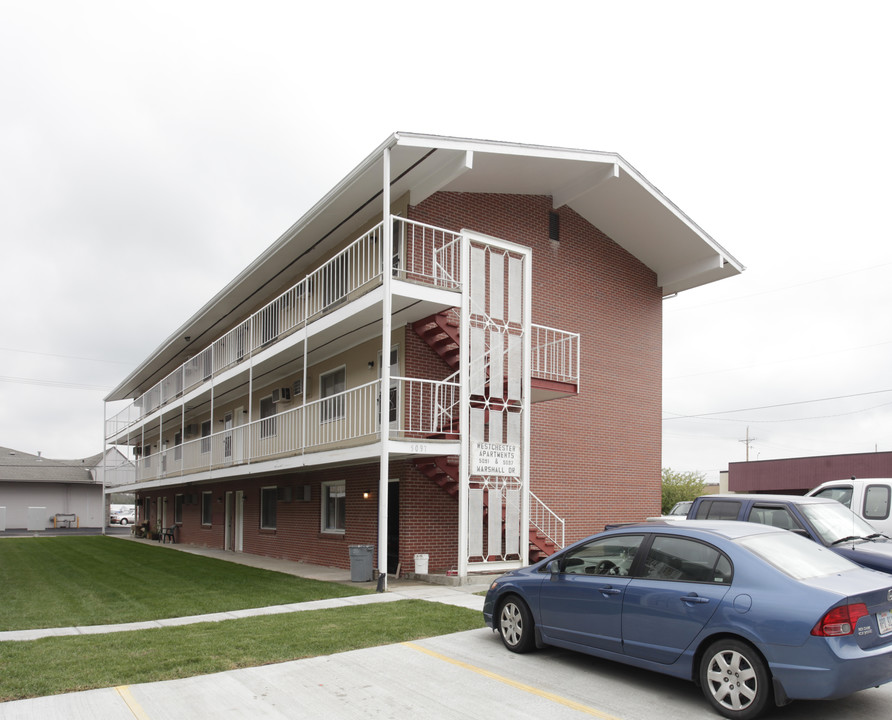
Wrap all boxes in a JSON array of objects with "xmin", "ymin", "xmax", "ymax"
[{"xmin": 738, "ymin": 532, "xmax": 857, "ymax": 579}]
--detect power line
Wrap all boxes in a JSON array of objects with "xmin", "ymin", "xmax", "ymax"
[
  {"xmin": 0, "ymin": 346, "xmax": 134, "ymax": 366},
  {"xmin": 663, "ymin": 388, "xmax": 892, "ymax": 421},
  {"xmin": 0, "ymin": 375, "xmax": 111, "ymax": 391}
]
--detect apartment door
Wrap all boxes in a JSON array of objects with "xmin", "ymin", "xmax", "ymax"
[
  {"xmin": 378, "ymin": 346, "xmax": 399, "ymax": 431},
  {"xmin": 386, "ymin": 479, "xmax": 399, "ymax": 574},
  {"xmin": 225, "ymin": 491, "xmax": 244, "ymax": 552},
  {"xmin": 232, "ymin": 406, "xmax": 244, "ymax": 463},
  {"xmin": 160, "ymin": 497, "xmax": 168, "ymax": 530},
  {"xmin": 223, "ymin": 412, "xmax": 233, "ymax": 464}
]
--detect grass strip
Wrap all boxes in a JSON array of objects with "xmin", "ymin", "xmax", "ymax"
[
  {"xmin": 0, "ymin": 600, "xmax": 484, "ymax": 701},
  {"xmin": 0, "ymin": 536, "xmax": 367, "ymax": 630}
]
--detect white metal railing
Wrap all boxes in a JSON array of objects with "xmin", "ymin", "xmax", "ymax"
[
  {"xmin": 107, "ymin": 217, "xmax": 464, "ymax": 441},
  {"xmin": 530, "ymin": 490, "xmax": 565, "ymax": 550},
  {"xmin": 531, "ymin": 325, "xmax": 579, "ymax": 385},
  {"xmin": 396, "ymin": 218, "xmax": 462, "ymax": 289},
  {"xmin": 393, "ymin": 375, "xmax": 460, "ymax": 438},
  {"xmin": 131, "ymin": 378, "xmax": 468, "ymax": 482}
]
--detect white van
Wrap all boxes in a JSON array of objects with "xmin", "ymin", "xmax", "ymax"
[{"xmin": 806, "ymin": 478, "xmax": 892, "ymax": 536}]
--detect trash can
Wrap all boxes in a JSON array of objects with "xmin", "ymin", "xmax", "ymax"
[
  {"xmin": 414, "ymin": 553, "xmax": 429, "ymax": 575},
  {"xmin": 349, "ymin": 544, "xmax": 374, "ymax": 582}
]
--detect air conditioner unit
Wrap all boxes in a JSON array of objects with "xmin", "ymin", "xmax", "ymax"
[{"xmin": 271, "ymin": 387, "xmax": 292, "ymax": 403}]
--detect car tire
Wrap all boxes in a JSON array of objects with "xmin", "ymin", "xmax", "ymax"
[
  {"xmin": 497, "ymin": 595, "xmax": 535, "ymax": 653},
  {"xmin": 699, "ymin": 639, "xmax": 771, "ymax": 720},
  {"xmin": 119, "ymin": 518, "xmax": 129, "ymax": 526}
]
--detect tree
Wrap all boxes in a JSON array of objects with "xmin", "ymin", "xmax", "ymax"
[{"xmin": 661, "ymin": 468, "xmax": 706, "ymax": 515}]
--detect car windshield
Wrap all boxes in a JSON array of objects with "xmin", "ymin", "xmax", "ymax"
[
  {"xmin": 669, "ymin": 501, "xmax": 691, "ymax": 516},
  {"xmin": 798, "ymin": 501, "xmax": 878, "ymax": 544},
  {"xmin": 738, "ymin": 531, "xmax": 858, "ymax": 580}
]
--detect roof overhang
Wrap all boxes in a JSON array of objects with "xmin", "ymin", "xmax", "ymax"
[{"xmin": 107, "ymin": 132, "xmax": 742, "ymax": 401}]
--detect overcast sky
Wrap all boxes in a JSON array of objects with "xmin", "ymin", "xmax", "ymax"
[{"xmin": 2, "ymin": 1, "xmax": 890, "ymax": 482}]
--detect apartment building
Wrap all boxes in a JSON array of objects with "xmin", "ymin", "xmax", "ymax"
[{"xmin": 105, "ymin": 133, "xmax": 741, "ymax": 583}]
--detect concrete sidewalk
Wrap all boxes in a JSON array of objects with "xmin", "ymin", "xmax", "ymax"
[{"xmin": 0, "ymin": 536, "xmax": 490, "ymax": 643}]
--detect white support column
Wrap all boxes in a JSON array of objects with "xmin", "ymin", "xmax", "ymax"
[
  {"xmin": 458, "ymin": 233, "xmax": 471, "ymax": 579},
  {"xmin": 377, "ymin": 146, "xmax": 392, "ymax": 590}
]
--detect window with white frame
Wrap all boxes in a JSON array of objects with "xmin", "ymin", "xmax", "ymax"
[
  {"xmin": 322, "ymin": 480, "xmax": 346, "ymax": 533},
  {"xmin": 201, "ymin": 491, "xmax": 213, "ymax": 526},
  {"xmin": 320, "ymin": 367, "xmax": 346, "ymax": 423},
  {"xmin": 261, "ymin": 486, "xmax": 277, "ymax": 530}
]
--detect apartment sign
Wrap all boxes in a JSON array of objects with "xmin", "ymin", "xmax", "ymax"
[{"xmin": 471, "ymin": 442, "xmax": 520, "ymax": 477}]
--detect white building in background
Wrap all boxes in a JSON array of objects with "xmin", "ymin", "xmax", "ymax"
[{"xmin": 0, "ymin": 446, "xmax": 134, "ymax": 530}]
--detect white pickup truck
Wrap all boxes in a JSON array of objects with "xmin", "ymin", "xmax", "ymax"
[{"xmin": 806, "ymin": 477, "xmax": 892, "ymax": 535}]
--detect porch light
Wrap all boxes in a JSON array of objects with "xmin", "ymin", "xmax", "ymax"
[
  {"xmin": 367, "ymin": 361, "xmax": 375, "ymax": 370},
  {"xmin": 363, "ymin": 491, "xmax": 372, "ymax": 500}
]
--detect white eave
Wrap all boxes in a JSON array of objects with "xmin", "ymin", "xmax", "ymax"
[{"xmin": 106, "ymin": 132, "xmax": 742, "ymax": 401}]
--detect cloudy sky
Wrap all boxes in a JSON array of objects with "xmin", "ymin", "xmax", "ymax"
[{"xmin": 2, "ymin": 1, "xmax": 890, "ymax": 481}]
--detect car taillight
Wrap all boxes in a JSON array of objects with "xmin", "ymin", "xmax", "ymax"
[{"xmin": 811, "ymin": 603, "xmax": 870, "ymax": 636}]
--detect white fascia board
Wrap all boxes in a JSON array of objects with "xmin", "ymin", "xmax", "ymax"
[{"xmin": 393, "ymin": 132, "xmax": 620, "ymax": 164}]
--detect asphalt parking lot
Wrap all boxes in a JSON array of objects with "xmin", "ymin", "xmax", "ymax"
[{"xmin": 4, "ymin": 626, "xmax": 891, "ymax": 719}]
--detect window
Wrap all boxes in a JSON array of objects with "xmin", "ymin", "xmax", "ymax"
[
  {"xmin": 557, "ymin": 535, "xmax": 643, "ymax": 576},
  {"xmin": 692, "ymin": 499, "xmax": 740, "ymax": 520},
  {"xmin": 200, "ymin": 421, "xmax": 211, "ymax": 454},
  {"xmin": 864, "ymin": 485, "xmax": 891, "ymax": 521},
  {"xmin": 642, "ymin": 536, "xmax": 732, "ymax": 584},
  {"xmin": 748, "ymin": 505, "xmax": 801, "ymax": 531},
  {"xmin": 320, "ymin": 367, "xmax": 346, "ymax": 422},
  {"xmin": 322, "ymin": 481, "xmax": 346, "ymax": 533},
  {"xmin": 260, "ymin": 486, "xmax": 277, "ymax": 530},
  {"xmin": 174, "ymin": 494, "xmax": 184, "ymax": 524},
  {"xmin": 201, "ymin": 491, "xmax": 213, "ymax": 526},
  {"xmin": 811, "ymin": 486, "xmax": 853, "ymax": 508},
  {"xmin": 260, "ymin": 395, "xmax": 277, "ymax": 438}
]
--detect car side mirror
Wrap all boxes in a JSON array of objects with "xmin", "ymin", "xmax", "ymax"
[{"xmin": 545, "ymin": 559, "xmax": 561, "ymax": 574}]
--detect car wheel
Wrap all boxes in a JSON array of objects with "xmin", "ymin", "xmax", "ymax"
[
  {"xmin": 498, "ymin": 595, "xmax": 535, "ymax": 653},
  {"xmin": 119, "ymin": 518, "xmax": 129, "ymax": 526},
  {"xmin": 699, "ymin": 639, "xmax": 771, "ymax": 720}
]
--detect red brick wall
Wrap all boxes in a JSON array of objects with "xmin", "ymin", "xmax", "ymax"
[
  {"xmin": 139, "ymin": 459, "xmax": 460, "ymax": 573},
  {"xmin": 409, "ymin": 193, "xmax": 663, "ymax": 540}
]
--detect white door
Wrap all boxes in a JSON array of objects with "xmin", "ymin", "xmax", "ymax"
[
  {"xmin": 233, "ymin": 406, "xmax": 244, "ymax": 463},
  {"xmin": 234, "ymin": 491, "xmax": 244, "ymax": 552},
  {"xmin": 378, "ymin": 346, "xmax": 399, "ymax": 431},
  {"xmin": 223, "ymin": 412, "xmax": 233, "ymax": 464}
]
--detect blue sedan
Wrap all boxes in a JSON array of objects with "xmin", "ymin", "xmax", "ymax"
[{"xmin": 483, "ymin": 520, "xmax": 892, "ymax": 720}]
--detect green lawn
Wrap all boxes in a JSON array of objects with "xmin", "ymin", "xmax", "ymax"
[
  {"xmin": 0, "ymin": 600, "xmax": 483, "ymax": 701},
  {"xmin": 0, "ymin": 536, "xmax": 485, "ymax": 702},
  {"xmin": 0, "ymin": 536, "xmax": 367, "ymax": 630}
]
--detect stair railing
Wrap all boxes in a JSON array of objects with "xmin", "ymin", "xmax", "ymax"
[{"xmin": 530, "ymin": 490, "xmax": 565, "ymax": 550}]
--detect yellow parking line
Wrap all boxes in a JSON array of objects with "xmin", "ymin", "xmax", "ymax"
[
  {"xmin": 115, "ymin": 685, "xmax": 152, "ymax": 720},
  {"xmin": 402, "ymin": 642, "xmax": 623, "ymax": 719}
]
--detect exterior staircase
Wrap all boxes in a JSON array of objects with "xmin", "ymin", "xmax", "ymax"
[
  {"xmin": 412, "ymin": 309, "xmax": 563, "ymax": 564},
  {"xmin": 412, "ymin": 311, "xmax": 460, "ymax": 370}
]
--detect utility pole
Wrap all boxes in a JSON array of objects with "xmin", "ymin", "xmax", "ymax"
[{"xmin": 739, "ymin": 426, "xmax": 756, "ymax": 461}]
